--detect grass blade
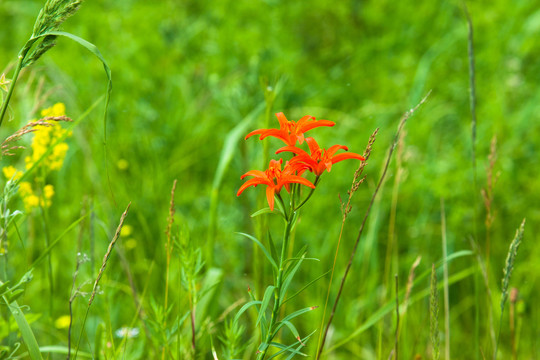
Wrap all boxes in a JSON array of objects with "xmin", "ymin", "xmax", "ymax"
[
  {"xmin": 5, "ymin": 299, "xmax": 43, "ymax": 360},
  {"xmin": 237, "ymin": 232, "xmax": 278, "ymax": 270}
]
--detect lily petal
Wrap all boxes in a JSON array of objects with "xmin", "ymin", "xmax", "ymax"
[
  {"xmin": 266, "ymin": 186, "xmax": 275, "ymax": 210},
  {"xmin": 331, "ymin": 152, "xmax": 365, "ymax": 164}
]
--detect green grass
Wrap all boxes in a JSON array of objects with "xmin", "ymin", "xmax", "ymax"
[{"xmin": 0, "ymin": 0, "xmax": 539, "ymax": 359}]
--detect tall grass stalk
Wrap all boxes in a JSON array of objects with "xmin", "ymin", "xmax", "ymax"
[
  {"xmin": 384, "ymin": 128, "xmax": 406, "ymax": 290},
  {"xmin": 463, "ymin": 2, "xmax": 477, "ymax": 181},
  {"xmin": 494, "ymin": 219, "xmax": 525, "ymax": 360},
  {"xmin": 162, "ymin": 179, "xmax": 177, "ymax": 360},
  {"xmin": 38, "ymin": 179, "xmax": 54, "ymax": 318},
  {"xmin": 316, "ymin": 128, "xmax": 377, "ymax": 355},
  {"xmin": 481, "ymin": 136, "xmax": 498, "ymax": 275},
  {"xmin": 316, "ymin": 92, "xmax": 431, "ymax": 359},
  {"xmin": 74, "ymin": 202, "xmax": 131, "ymax": 360},
  {"xmin": 509, "ymin": 288, "xmax": 518, "ymax": 360},
  {"xmin": 430, "ymin": 264, "xmax": 440, "ymax": 360},
  {"xmin": 393, "ymin": 274, "xmax": 400, "ymax": 360},
  {"xmin": 66, "ymin": 201, "xmax": 89, "ymax": 360},
  {"xmin": 440, "ymin": 199, "xmax": 450, "ymax": 360},
  {"xmin": 463, "ymin": 4, "xmax": 481, "ymax": 356},
  {"xmin": 164, "ymin": 179, "xmax": 177, "ymax": 319}
]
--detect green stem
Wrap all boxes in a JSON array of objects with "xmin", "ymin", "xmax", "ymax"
[
  {"xmin": 294, "ymin": 176, "xmax": 321, "ymax": 211},
  {"xmin": 257, "ymin": 208, "xmax": 296, "ymax": 360},
  {"xmin": 38, "ymin": 179, "xmax": 54, "ymax": 318},
  {"xmin": 0, "ymin": 55, "xmax": 24, "ymax": 128}
]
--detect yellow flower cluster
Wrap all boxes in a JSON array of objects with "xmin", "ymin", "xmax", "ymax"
[
  {"xmin": 25, "ymin": 102, "xmax": 72, "ymax": 171},
  {"xmin": 2, "ymin": 103, "xmax": 71, "ymax": 212}
]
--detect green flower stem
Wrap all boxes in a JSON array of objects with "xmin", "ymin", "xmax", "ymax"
[
  {"xmin": 294, "ymin": 176, "xmax": 321, "ymax": 211},
  {"xmin": 0, "ymin": 55, "xmax": 25, "ymax": 128},
  {"xmin": 257, "ymin": 207, "xmax": 296, "ymax": 360},
  {"xmin": 256, "ymin": 180, "xmax": 317, "ymax": 359}
]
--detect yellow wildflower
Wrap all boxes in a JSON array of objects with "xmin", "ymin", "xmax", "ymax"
[
  {"xmin": 5, "ymin": 103, "xmax": 70, "ymax": 212},
  {"xmin": 2, "ymin": 166, "xmax": 22, "ymax": 180},
  {"xmin": 44, "ymin": 184, "xmax": 54, "ymax": 199},
  {"xmin": 18, "ymin": 182, "xmax": 38, "ymax": 211},
  {"xmin": 25, "ymin": 102, "xmax": 71, "ymax": 171},
  {"xmin": 124, "ymin": 238, "xmax": 137, "ymax": 250},
  {"xmin": 117, "ymin": 159, "xmax": 129, "ymax": 170},
  {"xmin": 41, "ymin": 184, "xmax": 55, "ymax": 208},
  {"xmin": 120, "ymin": 224, "xmax": 132, "ymax": 237},
  {"xmin": 41, "ymin": 102, "xmax": 66, "ymax": 117},
  {"xmin": 54, "ymin": 315, "xmax": 71, "ymax": 329}
]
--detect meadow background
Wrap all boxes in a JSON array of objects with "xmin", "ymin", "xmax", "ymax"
[{"xmin": 0, "ymin": 0, "xmax": 539, "ymax": 359}]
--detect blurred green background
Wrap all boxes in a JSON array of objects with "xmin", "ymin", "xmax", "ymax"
[{"xmin": 0, "ymin": 0, "xmax": 539, "ymax": 358}]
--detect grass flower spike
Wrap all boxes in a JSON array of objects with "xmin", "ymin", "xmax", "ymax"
[
  {"xmin": 277, "ymin": 137, "xmax": 365, "ymax": 176},
  {"xmin": 245, "ymin": 112, "xmax": 335, "ymax": 146},
  {"xmin": 237, "ymin": 158, "xmax": 315, "ymax": 210}
]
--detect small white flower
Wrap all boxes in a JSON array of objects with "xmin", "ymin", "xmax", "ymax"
[{"xmin": 115, "ymin": 327, "xmax": 140, "ymax": 339}]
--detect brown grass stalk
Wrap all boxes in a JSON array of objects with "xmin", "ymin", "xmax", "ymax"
[
  {"xmin": 316, "ymin": 92, "xmax": 431, "ymax": 359},
  {"xmin": 88, "ymin": 202, "xmax": 131, "ymax": 306},
  {"xmin": 164, "ymin": 179, "xmax": 177, "ymax": 315},
  {"xmin": 316, "ymin": 128, "xmax": 378, "ymax": 355}
]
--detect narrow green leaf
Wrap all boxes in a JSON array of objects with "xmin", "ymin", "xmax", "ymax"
[
  {"xmin": 6, "ymin": 299, "xmax": 43, "ymax": 360},
  {"xmin": 266, "ymin": 330, "xmax": 316, "ymax": 359},
  {"xmin": 251, "ymin": 207, "xmax": 286, "ymax": 219},
  {"xmin": 39, "ymin": 346, "xmax": 92, "ymax": 358},
  {"xmin": 267, "ymin": 342, "xmax": 307, "ymax": 359},
  {"xmin": 267, "ymin": 231, "xmax": 279, "ymax": 273},
  {"xmin": 281, "ymin": 320, "xmax": 300, "ymax": 339},
  {"xmin": 257, "ymin": 285, "xmax": 275, "ymax": 327},
  {"xmin": 272, "ymin": 306, "xmax": 318, "ymax": 342},
  {"xmin": 280, "ymin": 254, "xmax": 305, "ymax": 299},
  {"xmin": 286, "ymin": 330, "xmax": 316, "ymax": 359},
  {"xmin": 279, "ymin": 306, "xmax": 317, "ymax": 327},
  {"xmin": 233, "ymin": 300, "xmax": 262, "ymax": 324},
  {"xmin": 94, "ymin": 322, "xmax": 104, "ymax": 360},
  {"xmin": 7, "ymin": 289, "xmax": 25, "ymax": 303},
  {"xmin": 236, "ymin": 233, "xmax": 278, "ymax": 270},
  {"xmin": 283, "ymin": 270, "xmax": 331, "ymax": 305},
  {"xmin": 0, "ymin": 281, "xmax": 11, "ymax": 295}
]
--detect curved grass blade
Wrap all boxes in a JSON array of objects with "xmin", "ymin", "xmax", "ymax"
[
  {"xmin": 236, "ymin": 233, "xmax": 278, "ymax": 270},
  {"xmin": 257, "ymin": 285, "xmax": 275, "ymax": 327},
  {"xmin": 281, "ymin": 320, "xmax": 300, "ymax": 339},
  {"xmin": 233, "ymin": 300, "xmax": 262, "ymax": 324},
  {"xmin": 283, "ymin": 270, "xmax": 331, "ymax": 305},
  {"xmin": 267, "ymin": 231, "xmax": 279, "ymax": 270},
  {"xmin": 280, "ymin": 254, "xmax": 305, "ymax": 299},
  {"xmin": 39, "ymin": 346, "xmax": 92, "ymax": 358},
  {"xmin": 266, "ymin": 330, "xmax": 316, "ymax": 359},
  {"xmin": 280, "ymin": 306, "xmax": 317, "ymax": 324},
  {"xmin": 251, "ymin": 207, "xmax": 286, "ymax": 220},
  {"xmin": 4, "ymin": 299, "xmax": 43, "ymax": 360}
]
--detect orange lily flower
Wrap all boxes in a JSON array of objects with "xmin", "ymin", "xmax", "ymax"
[
  {"xmin": 237, "ymin": 159, "xmax": 315, "ymax": 210},
  {"xmin": 276, "ymin": 137, "xmax": 365, "ymax": 176},
  {"xmin": 245, "ymin": 112, "xmax": 335, "ymax": 146}
]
